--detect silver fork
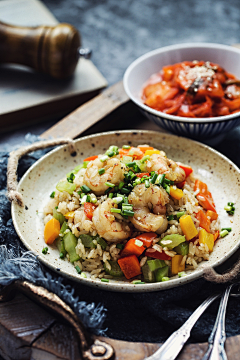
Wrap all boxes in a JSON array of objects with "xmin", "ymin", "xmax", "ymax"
[
  {"xmin": 144, "ymin": 293, "xmax": 220, "ymax": 360},
  {"xmin": 202, "ymin": 283, "xmax": 234, "ymax": 360}
]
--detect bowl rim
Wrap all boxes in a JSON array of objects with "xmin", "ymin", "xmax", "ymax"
[{"xmin": 123, "ymin": 42, "xmax": 240, "ymax": 124}]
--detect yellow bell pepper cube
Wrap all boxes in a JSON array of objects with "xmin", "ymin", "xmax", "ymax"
[
  {"xmin": 64, "ymin": 211, "xmax": 75, "ymax": 219},
  {"xmin": 170, "ymin": 186, "xmax": 183, "ymax": 200},
  {"xmin": 144, "ymin": 149, "xmax": 161, "ymax": 156},
  {"xmin": 179, "ymin": 215, "xmax": 198, "ymax": 241},
  {"xmin": 171, "ymin": 255, "xmax": 185, "ymax": 275},
  {"xmin": 199, "ymin": 228, "xmax": 214, "ymax": 252}
]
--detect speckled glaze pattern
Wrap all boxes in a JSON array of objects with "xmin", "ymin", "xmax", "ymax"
[{"xmin": 12, "ymin": 130, "xmax": 240, "ymax": 292}]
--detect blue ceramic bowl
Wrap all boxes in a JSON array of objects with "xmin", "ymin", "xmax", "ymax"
[{"xmin": 123, "ymin": 43, "xmax": 240, "ymax": 139}]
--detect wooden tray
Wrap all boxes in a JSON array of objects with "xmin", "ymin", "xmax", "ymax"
[{"xmin": 2, "ymin": 81, "xmax": 240, "ymax": 360}]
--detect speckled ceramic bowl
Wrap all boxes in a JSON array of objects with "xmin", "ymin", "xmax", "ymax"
[
  {"xmin": 123, "ymin": 43, "xmax": 240, "ymax": 140},
  {"xmin": 12, "ymin": 130, "xmax": 240, "ymax": 292}
]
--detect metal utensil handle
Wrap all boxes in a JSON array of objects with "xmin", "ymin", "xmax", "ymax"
[
  {"xmin": 145, "ymin": 293, "xmax": 220, "ymax": 360},
  {"xmin": 203, "ymin": 285, "xmax": 233, "ymax": 360}
]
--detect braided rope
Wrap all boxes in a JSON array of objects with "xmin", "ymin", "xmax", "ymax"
[{"xmin": 7, "ymin": 138, "xmax": 76, "ymax": 207}]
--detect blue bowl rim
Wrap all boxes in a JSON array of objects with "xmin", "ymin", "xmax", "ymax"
[{"xmin": 123, "ymin": 42, "xmax": 240, "ymax": 124}]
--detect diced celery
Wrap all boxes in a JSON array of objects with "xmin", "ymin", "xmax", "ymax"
[
  {"xmin": 56, "ymin": 181, "xmax": 76, "ymax": 195},
  {"xmin": 135, "ymin": 160, "xmax": 147, "ymax": 172},
  {"xmin": 178, "ymin": 271, "xmax": 187, "ymax": 278},
  {"xmin": 60, "ymin": 221, "xmax": 69, "ymax": 234},
  {"xmin": 174, "ymin": 242, "xmax": 189, "ymax": 256},
  {"xmin": 162, "ymin": 277, "xmax": 170, "ymax": 282},
  {"xmin": 155, "ymin": 266, "xmax": 169, "ymax": 282},
  {"xmin": 63, "ymin": 231, "xmax": 80, "ymax": 263},
  {"xmin": 122, "ymin": 155, "xmax": 133, "ymax": 164},
  {"xmin": 104, "ymin": 261, "xmax": 123, "ymax": 277},
  {"xmin": 79, "ymin": 234, "xmax": 96, "ymax": 248},
  {"xmin": 56, "ymin": 236, "xmax": 66, "ymax": 257},
  {"xmin": 147, "ymin": 259, "xmax": 165, "ymax": 272},
  {"xmin": 53, "ymin": 208, "xmax": 65, "ymax": 225},
  {"xmin": 159, "ymin": 234, "xmax": 186, "ymax": 250},
  {"xmin": 96, "ymin": 237, "xmax": 107, "ymax": 250},
  {"xmin": 142, "ymin": 263, "xmax": 156, "ymax": 283}
]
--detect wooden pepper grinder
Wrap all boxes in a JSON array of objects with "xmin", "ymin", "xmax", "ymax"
[{"xmin": 0, "ymin": 21, "xmax": 91, "ymax": 79}]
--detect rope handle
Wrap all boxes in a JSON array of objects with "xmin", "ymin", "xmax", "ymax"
[
  {"xmin": 203, "ymin": 255, "xmax": 240, "ymax": 283},
  {"xmin": 7, "ymin": 138, "xmax": 77, "ymax": 207}
]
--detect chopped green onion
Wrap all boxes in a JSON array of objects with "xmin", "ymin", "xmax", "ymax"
[
  {"xmin": 162, "ymin": 277, "xmax": 170, "ymax": 282},
  {"xmin": 122, "ymin": 204, "xmax": 133, "ymax": 210},
  {"xmin": 113, "ymin": 196, "xmax": 123, "ymax": 204},
  {"xmin": 131, "ymin": 280, "xmax": 145, "ymax": 284},
  {"xmin": 135, "ymin": 239, "xmax": 143, "ymax": 247},
  {"xmin": 81, "ymin": 195, "xmax": 87, "ymax": 204},
  {"xmin": 150, "ymin": 173, "xmax": 158, "ymax": 184},
  {"xmin": 126, "ymin": 161, "xmax": 136, "ymax": 167},
  {"xmin": 119, "ymin": 181, "xmax": 124, "ymax": 190},
  {"xmin": 42, "ymin": 247, "xmax": 48, "ymax": 255},
  {"xmin": 67, "ymin": 173, "xmax": 75, "ymax": 183},
  {"xmin": 145, "ymin": 180, "xmax": 150, "ymax": 188},
  {"xmin": 116, "ymin": 244, "xmax": 124, "ymax": 250},
  {"xmin": 122, "ymin": 209, "xmax": 134, "ymax": 217},
  {"xmin": 135, "ymin": 178, "xmax": 141, "ymax": 185},
  {"xmin": 228, "ymin": 202, "xmax": 234, "ymax": 206},
  {"xmin": 123, "ymin": 197, "xmax": 129, "ymax": 204},
  {"xmin": 163, "ymin": 183, "xmax": 170, "ymax": 194},
  {"xmin": 59, "ymin": 252, "xmax": 64, "ymax": 259},
  {"xmin": 50, "ymin": 191, "xmax": 55, "ymax": 198},
  {"xmin": 224, "ymin": 205, "xmax": 232, "ymax": 212},
  {"xmin": 220, "ymin": 229, "xmax": 229, "ymax": 238},
  {"xmin": 122, "ymin": 145, "xmax": 131, "ymax": 149},
  {"xmin": 56, "ymin": 181, "xmax": 76, "ymax": 195},
  {"xmin": 117, "ymin": 193, "xmax": 125, "ymax": 198},
  {"xmin": 164, "ymin": 178, "xmax": 174, "ymax": 185},
  {"xmin": 101, "ymin": 278, "xmax": 109, "ymax": 282},
  {"xmin": 106, "ymin": 150, "xmax": 115, "ymax": 157},
  {"xmin": 55, "ymin": 206, "xmax": 58, "ymax": 209},
  {"xmin": 81, "ymin": 185, "xmax": 91, "ymax": 193},
  {"xmin": 86, "ymin": 194, "xmax": 91, "ymax": 202},
  {"xmin": 90, "ymin": 194, "xmax": 97, "ymax": 203},
  {"xmin": 81, "ymin": 193, "xmax": 85, "ymax": 198},
  {"xmin": 167, "ymin": 215, "xmax": 174, "ymax": 221},
  {"xmin": 121, "ymin": 187, "xmax": 131, "ymax": 194},
  {"xmin": 178, "ymin": 271, "xmax": 187, "ymax": 278},
  {"xmin": 75, "ymin": 265, "xmax": 81, "ymax": 274},
  {"xmin": 105, "ymin": 182, "xmax": 115, "ymax": 188},
  {"xmin": 105, "ymin": 188, "xmax": 112, "ymax": 194},
  {"xmin": 111, "ymin": 208, "xmax": 122, "ymax": 214},
  {"xmin": 100, "ymin": 155, "xmax": 109, "ymax": 162},
  {"xmin": 98, "ymin": 168, "xmax": 105, "ymax": 175},
  {"xmin": 77, "ymin": 190, "xmax": 82, "ymax": 195},
  {"xmin": 221, "ymin": 227, "xmax": 232, "ymax": 232},
  {"xmin": 80, "ymin": 272, "xmax": 87, "ymax": 278},
  {"xmin": 158, "ymin": 174, "xmax": 165, "ymax": 186},
  {"xmin": 140, "ymin": 155, "xmax": 150, "ymax": 163},
  {"xmin": 176, "ymin": 211, "xmax": 185, "ymax": 219},
  {"xmin": 109, "ymin": 193, "xmax": 114, "ymax": 199}
]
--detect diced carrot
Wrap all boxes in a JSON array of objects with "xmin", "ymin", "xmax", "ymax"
[
  {"xmin": 177, "ymin": 163, "xmax": 193, "ymax": 177},
  {"xmin": 177, "ymin": 181, "xmax": 186, "ymax": 189},
  {"xmin": 206, "ymin": 210, "xmax": 218, "ymax": 221},
  {"xmin": 214, "ymin": 231, "xmax": 219, "ymax": 242},
  {"xmin": 196, "ymin": 193, "xmax": 216, "ymax": 213},
  {"xmin": 135, "ymin": 232, "xmax": 157, "ymax": 248},
  {"xmin": 44, "ymin": 218, "xmax": 60, "ymax": 245},
  {"xmin": 194, "ymin": 179, "xmax": 208, "ymax": 194},
  {"xmin": 83, "ymin": 155, "xmax": 98, "ymax": 162},
  {"xmin": 118, "ymin": 255, "xmax": 142, "ymax": 279},
  {"xmin": 84, "ymin": 202, "xmax": 97, "ymax": 220},
  {"xmin": 196, "ymin": 210, "xmax": 211, "ymax": 233},
  {"xmin": 136, "ymin": 173, "xmax": 150, "ymax": 178},
  {"xmin": 137, "ymin": 146, "xmax": 154, "ymax": 152},
  {"xmin": 145, "ymin": 248, "xmax": 171, "ymax": 261},
  {"xmin": 129, "ymin": 147, "xmax": 144, "ymax": 160},
  {"xmin": 121, "ymin": 238, "xmax": 145, "ymax": 257}
]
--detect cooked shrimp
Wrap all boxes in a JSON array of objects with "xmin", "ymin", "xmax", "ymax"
[
  {"xmin": 83, "ymin": 157, "xmax": 125, "ymax": 195},
  {"xmin": 146, "ymin": 154, "xmax": 186, "ymax": 183},
  {"xmin": 128, "ymin": 183, "xmax": 169, "ymax": 233},
  {"xmin": 92, "ymin": 198, "xmax": 131, "ymax": 242}
]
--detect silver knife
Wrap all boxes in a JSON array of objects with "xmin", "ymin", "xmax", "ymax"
[{"xmin": 145, "ymin": 293, "xmax": 220, "ymax": 360}]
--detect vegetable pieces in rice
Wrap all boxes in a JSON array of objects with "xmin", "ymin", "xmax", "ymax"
[{"xmin": 43, "ymin": 144, "xmax": 221, "ymax": 283}]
